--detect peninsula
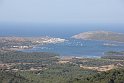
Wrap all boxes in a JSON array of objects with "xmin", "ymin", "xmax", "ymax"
[
  {"xmin": 0, "ymin": 36, "xmax": 66, "ymax": 50},
  {"xmin": 72, "ymin": 31, "xmax": 124, "ymax": 42}
]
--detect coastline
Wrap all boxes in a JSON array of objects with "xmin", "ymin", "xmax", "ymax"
[{"xmin": 19, "ymin": 38, "xmax": 124, "ymax": 58}]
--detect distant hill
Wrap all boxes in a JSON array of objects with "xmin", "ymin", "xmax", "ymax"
[{"xmin": 72, "ymin": 31, "xmax": 124, "ymax": 42}]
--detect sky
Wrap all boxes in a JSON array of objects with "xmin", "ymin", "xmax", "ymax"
[{"xmin": 0, "ymin": 0, "xmax": 124, "ymax": 24}]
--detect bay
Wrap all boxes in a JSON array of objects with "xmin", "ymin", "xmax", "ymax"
[{"xmin": 22, "ymin": 39, "xmax": 124, "ymax": 58}]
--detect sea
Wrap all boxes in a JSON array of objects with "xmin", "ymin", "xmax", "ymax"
[{"xmin": 1, "ymin": 23, "xmax": 124, "ymax": 58}]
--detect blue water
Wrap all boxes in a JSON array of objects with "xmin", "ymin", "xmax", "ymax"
[
  {"xmin": 1, "ymin": 23, "xmax": 124, "ymax": 57},
  {"xmin": 1, "ymin": 23, "xmax": 124, "ymax": 38},
  {"xmin": 23, "ymin": 39, "xmax": 124, "ymax": 58}
]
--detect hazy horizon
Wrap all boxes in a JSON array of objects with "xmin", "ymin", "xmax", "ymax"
[
  {"xmin": 0, "ymin": 23, "xmax": 124, "ymax": 38},
  {"xmin": 0, "ymin": 0, "xmax": 124, "ymax": 24},
  {"xmin": 0, "ymin": 0, "xmax": 124, "ymax": 37}
]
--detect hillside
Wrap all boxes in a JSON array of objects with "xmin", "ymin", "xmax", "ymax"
[
  {"xmin": 0, "ymin": 70, "xmax": 34, "ymax": 83},
  {"xmin": 72, "ymin": 31, "xmax": 124, "ymax": 42},
  {"xmin": 0, "ymin": 50, "xmax": 124, "ymax": 83},
  {"xmin": 81, "ymin": 69, "xmax": 124, "ymax": 83}
]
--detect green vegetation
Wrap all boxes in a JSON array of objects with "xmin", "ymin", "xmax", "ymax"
[
  {"xmin": 18, "ymin": 63, "xmax": 97, "ymax": 83},
  {"xmin": 0, "ymin": 51, "xmax": 124, "ymax": 83},
  {"xmin": 0, "ymin": 70, "xmax": 34, "ymax": 83},
  {"xmin": 102, "ymin": 51, "xmax": 124, "ymax": 60},
  {"xmin": 105, "ymin": 51, "xmax": 124, "ymax": 55},
  {"xmin": 1, "ymin": 68, "xmax": 124, "ymax": 83},
  {"xmin": 0, "ymin": 51, "xmax": 59, "ymax": 63},
  {"xmin": 82, "ymin": 69, "xmax": 124, "ymax": 83}
]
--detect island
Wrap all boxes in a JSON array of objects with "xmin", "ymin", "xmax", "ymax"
[{"xmin": 72, "ymin": 31, "xmax": 124, "ymax": 42}]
